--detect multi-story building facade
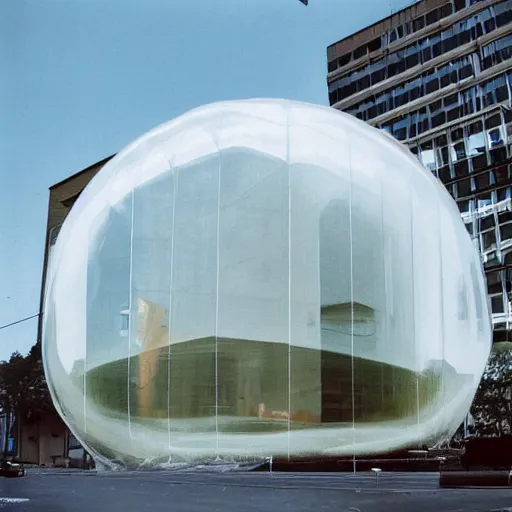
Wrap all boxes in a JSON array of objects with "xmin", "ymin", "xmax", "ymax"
[
  {"xmin": 328, "ymin": 0, "xmax": 512, "ymax": 344},
  {"xmin": 33, "ymin": 154, "xmax": 115, "ymax": 467}
]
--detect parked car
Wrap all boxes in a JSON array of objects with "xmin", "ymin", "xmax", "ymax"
[{"xmin": 0, "ymin": 459, "xmax": 25, "ymax": 478}]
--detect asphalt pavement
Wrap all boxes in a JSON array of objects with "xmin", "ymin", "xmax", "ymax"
[{"xmin": 0, "ymin": 469, "xmax": 511, "ymax": 512}]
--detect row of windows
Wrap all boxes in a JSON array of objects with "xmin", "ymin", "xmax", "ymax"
[
  {"xmin": 330, "ymin": 30, "xmax": 512, "ymax": 108},
  {"xmin": 327, "ymin": 0, "xmax": 495, "ymax": 73},
  {"xmin": 481, "ymin": 33, "xmax": 512, "ymax": 70},
  {"xmin": 327, "ymin": 2, "xmax": 454, "ymax": 73},
  {"xmin": 341, "ymin": 33, "xmax": 512, "ymax": 121},
  {"xmin": 474, "ymin": 208, "xmax": 512, "ymax": 233},
  {"xmin": 411, "ymin": 108, "xmax": 511, "ymax": 174},
  {"xmin": 379, "ymin": 71, "xmax": 512, "ymax": 142},
  {"xmin": 340, "ymin": 54, "xmax": 476, "ymax": 119},
  {"xmin": 480, "ymin": 221, "xmax": 512, "ymax": 253},
  {"xmin": 447, "ymin": 162, "xmax": 512, "ymax": 201},
  {"xmin": 457, "ymin": 186, "xmax": 512, "ymax": 214},
  {"xmin": 327, "ymin": 0, "xmax": 511, "ymax": 101}
]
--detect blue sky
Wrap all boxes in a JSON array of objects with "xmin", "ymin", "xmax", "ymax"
[{"xmin": 0, "ymin": 0, "xmax": 413, "ymax": 361}]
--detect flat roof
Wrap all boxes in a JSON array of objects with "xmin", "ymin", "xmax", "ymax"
[{"xmin": 327, "ymin": 0, "xmax": 422, "ymax": 57}]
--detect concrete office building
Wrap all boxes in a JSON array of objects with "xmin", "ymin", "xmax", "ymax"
[{"xmin": 327, "ymin": 0, "xmax": 512, "ymax": 344}]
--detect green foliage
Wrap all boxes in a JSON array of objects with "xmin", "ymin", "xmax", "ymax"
[
  {"xmin": 470, "ymin": 347, "xmax": 512, "ymax": 437},
  {"xmin": 0, "ymin": 343, "xmax": 54, "ymax": 425}
]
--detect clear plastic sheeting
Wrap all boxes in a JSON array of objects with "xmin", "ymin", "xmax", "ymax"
[{"xmin": 42, "ymin": 99, "xmax": 492, "ymax": 468}]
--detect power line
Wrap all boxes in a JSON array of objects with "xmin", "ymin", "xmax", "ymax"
[{"xmin": 0, "ymin": 313, "xmax": 41, "ymax": 331}]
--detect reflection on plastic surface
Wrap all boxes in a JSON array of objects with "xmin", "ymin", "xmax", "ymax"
[{"xmin": 42, "ymin": 99, "xmax": 492, "ymax": 467}]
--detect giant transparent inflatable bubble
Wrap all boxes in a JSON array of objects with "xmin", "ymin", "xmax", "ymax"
[{"xmin": 43, "ymin": 99, "xmax": 492, "ymax": 467}]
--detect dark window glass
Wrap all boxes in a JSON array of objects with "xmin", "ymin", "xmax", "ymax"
[
  {"xmin": 459, "ymin": 65, "xmax": 473, "ymax": 80},
  {"xmin": 373, "ymin": 68, "xmax": 386, "ymax": 85},
  {"xmin": 468, "ymin": 120, "xmax": 483, "ymax": 136},
  {"xmin": 436, "ymin": 134, "xmax": 448, "ymax": 147},
  {"xmin": 439, "ymin": 146, "xmax": 450, "ymax": 165},
  {"xmin": 329, "ymin": 92, "xmax": 337, "ymax": 105},
  {"xmin": 484, "ymin": 17, "xmax": 496, "ymax": 33},
  {"xmin": 368, "ymin": 38, "xmax": 381, "ymax": 53},
  {"xmin": 501, "ymin": 223, "xmax": 512, "ymax": 242},
  {"xmin": 458, "ymin": 200, "xmax": 470, "ymax": 213},
  {"xmin": 444, "ymin": 36, "xmax": 457, "ymax": 53},
  {"xmin": 460, "ymin": 29, "xmax": 471, "ymax": 45},
  {"xmin": 328, "ymin": 60, "xmax": 338, "ymax": 73},
  {"xmin": 484, "ymin": 229, "xmax": 497, "ymax": 250},
  {"xmin": 368, "ymin": 105, "xmax": 378, "ymax": 119},
  {"xmin": 476, "ymin": 172, "xmax": 491, "ymax": 189},
  {"xmin": 359, "ymin": 75, "xmax": 370, "ymax": 90},
  {"xmin": 426, "ymin": 9, "xmax": 439, "ymax": 25},
  {"xmin": 499, "ymin": 211, "xmax": 512, "ymax": 224},
  {"xmin": 457, "ymin": 178, "xmax": 472, "ymax": 196},
  {"xmin": 491, "ymin": 147, "xmax": 508, "ymax": 165},
  {"xmin": 498, "ymin": 187, "xmax": 511, "ymax": 202},
  {"xmin": 454, "ymin": 159, "xmax": 470, "ymax": 177},
  {"xmin": 485, "ymin": 114, "xmax": 501, "ymax": 130},
  {"xmin": 494, "ymin": 165, "xmax": 509, "ymax": 184},
  {"xmin": 433, "ymin": 41, "xmax": 443, "ymax": 57},
  {"xmin": 440, "ymin": 2, "xmax": 453, "ymax": 18},
  {"xmin": 481, "ymin": 54, "xmax": 494, "ymax": 70},
  {"xmin": 447, "ymin": 107, "xmax": 460, "ymax": 122},
  {"xmin": 496, "ymin": 85, "xmax": 508, "ymax": 103},
  {"xmin": 353, "ymin": 45, "xmax": 367, "ymax": 60},
  {"xmin": 483, "ymin": 89, "xmax": 495, "ymax": 108},
  {"xmin": 462, "ymin": 100, "xmax": 474, "ymax": 117},
  {"xmin": 426, "ymin": 78, "xmax": 439, "ymax": 94},
  {"xmin": 438, "ymin": 165, "xmax": 451, "ymax": 182},
  {"xmin": 505, "ymin": 88, "xmax": 512, "ymax": 120},
  {"xmin": 339, "ymin": 54, "xmax": 351, "ymax": 67},
  {"xmin": 422, "ymin": 46, "xmax": 432, "ymax": 62},
  {"xmin": 440, "ymin": 72, "xmax": 450, "ymax": 88},
  {"xmin": 394, "ymin": 127, "xmax": 407, "ymax": 140},
  {"xmin": 413, "ymin": 16, "xmax": 425, "ymax": 31},
  {"xmin": 406, "ymin": 52, "xmax": 420, "ymax": 68},
  {"xmin": 397, "ymin": 25, "xmax": 404, "ymax": 38},
  {"xmin": 410, "ymin": 86, "xmax": 421, "ymax": 101},
  {"xmin": 457, "ymin": 199, "xmax": 469, "ymax": 213},
  {"xmin": 496, "ymin": 7, "xmax": 512, "ymax": 28},
  {"xmin": 491, "ymin": 295, "xmax": 504, "ymax": 313},
  {"xmin": 451, "ymin": 128, "xmax": 464, "ymax": 142},
  {"xmin": 454, "ymin": 0, "xmax": 466, "ymax": 12},
  {"xmin": 475, "ymin": 94, "xmax": 481, "ymax": 112},
  {"xmin": 472, "ymin": 154, "xmax": 487, "ymax": 172},
  {"xmin": 481, "ymin": 215, "xmax": 495, "ymax": 231},
  {"xmin": 430, "ymin": 99, "xmax": 442, "ymax": 113},
  {"xmin": 377, "ymin": 102, "xmax": 387, "ymax": 116},
  {"xmin": 389, "ymin": 30, "xmax": 398, "ymax": 43},
  {"xmin": 432, "ymin": 111, "xmax": 446, "ymax": 128},
  {"xmin": 394, "ymin": 93, "xmax": 406, "ymax": 108}
]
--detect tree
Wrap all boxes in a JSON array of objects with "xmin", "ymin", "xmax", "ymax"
[
  {"xmin": 0, "ymin": 343, "xmax": 54, "ymax": 456},
  {"xmin": 470, "ymin": 345, "xmax": 512, "ymax": 437}
]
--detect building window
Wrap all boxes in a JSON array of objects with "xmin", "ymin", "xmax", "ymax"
[
  {"xmin": 457, "ymin": 178, "xmax": 472, "ymax": 197},
  {"xmin": 467, "ymin": 122, "xmax": 485, "ymax": 156},
  {"xmin": 500, "ymin": 223, "xmax": 512, "ymax": 241},
  {"xmin": 491, "ymin": 294, "xmax": 505, "ymax": 314}
]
